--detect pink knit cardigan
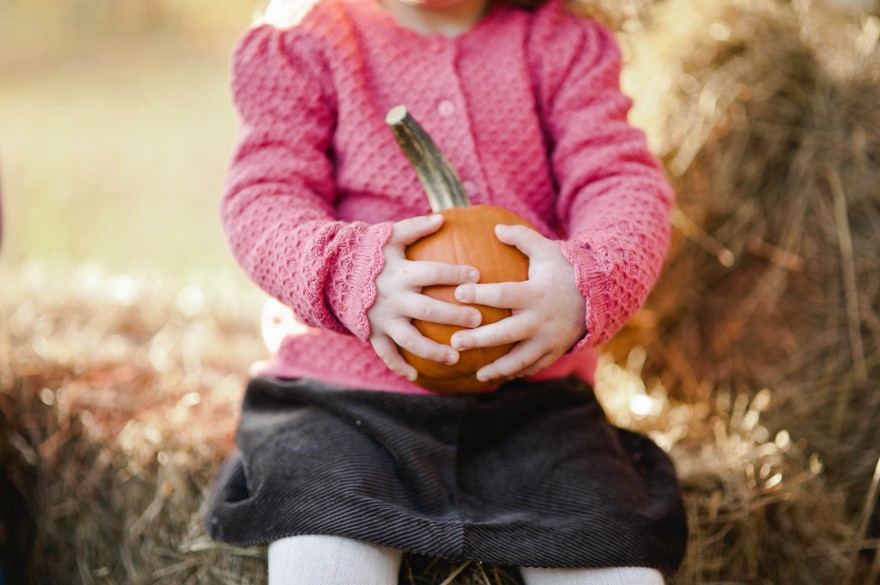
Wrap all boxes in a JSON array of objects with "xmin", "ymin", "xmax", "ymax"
[{"xmin": 222, "ymin": 0, "xmax": 673, "ymax": 394}]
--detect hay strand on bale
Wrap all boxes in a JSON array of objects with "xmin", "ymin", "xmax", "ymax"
[
  {"xmin": 844, "ymin": 456, "xmax": 880, "ymax": 585},
  {"xmin": 400, "ymin": 556, "xmax": 523, "ymax": 585},
  {"xmin": 824, "ymin": 165, "xmax": 869, "ymax": 443}
]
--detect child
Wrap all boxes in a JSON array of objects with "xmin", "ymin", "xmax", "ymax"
[{"xmin": 206, "ymin": 0, "xmax": 687, "ymax": 581}]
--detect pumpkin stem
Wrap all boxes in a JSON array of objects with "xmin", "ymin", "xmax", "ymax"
[{"xmin": 386, "ymin": 105, "xmax": 471, "ymax": 212}]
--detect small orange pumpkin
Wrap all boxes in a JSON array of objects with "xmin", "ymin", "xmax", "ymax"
[
  {"xmin": 402, "ymin": 205, "xmax": 533, "ymax": 393},
  {"xmin": 387, "ymin": 106, "xmax": 534, "ymax": 393}
]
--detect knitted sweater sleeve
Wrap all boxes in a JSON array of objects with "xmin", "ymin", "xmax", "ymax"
[
  {"xmin": 532, "ymin": 8, "xmax": 673, "ymax": 349},
  {"xmin": 221, "ymin": 24, "xmax": 392, "ymax": 340}
]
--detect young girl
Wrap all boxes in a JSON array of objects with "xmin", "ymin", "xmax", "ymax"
[{"xmin": 206, "ymin": 0, "xmax": 687, "ymax": 581}]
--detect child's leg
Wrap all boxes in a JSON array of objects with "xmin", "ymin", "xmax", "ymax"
[
  {"xmin": 268, "ymin": 535, "xmax": 403, "ymax": 585},
  {"xmin": 520, "ymin": 566, "xmax": 665, "ymax": 585}
]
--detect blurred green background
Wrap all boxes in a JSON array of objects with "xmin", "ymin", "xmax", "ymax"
[{"xmin": 0, "ymin": 0, "xmax": 258, "ymax": 276}]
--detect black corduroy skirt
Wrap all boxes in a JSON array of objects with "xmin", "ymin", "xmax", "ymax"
[{"xmin": 205, "ymin": 376, "xmax": 687, "ymax": 573}]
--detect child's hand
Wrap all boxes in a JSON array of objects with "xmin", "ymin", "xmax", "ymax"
[
  {"xmin": 368, "ymin": 214, "xmax": 482, "ymax": 381},
  {"xmin": 450, "ymin": 224, "xmax": 586, "ymax": 383}
]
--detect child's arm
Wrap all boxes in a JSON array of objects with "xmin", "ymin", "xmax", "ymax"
[
  {"xmin": 450, "ymin": 10, "xmax": 673, "ymax": 382},
  {"xmin": 222, "ymin": 25, "xmax": 391, "ymax": 343}
]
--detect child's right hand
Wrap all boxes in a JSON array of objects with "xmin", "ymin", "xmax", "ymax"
[{"xmin": 368, "ymin": 214, "xmax": 482, "ymax": 381}]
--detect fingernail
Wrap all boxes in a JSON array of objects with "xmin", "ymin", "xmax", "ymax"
[
  {"xmin": 455, "ymin": 286, "xmax": 466, "ymax": 302},
  {"xmin": 406, "ymin": 369, "xmax": 418, "ymax": 381},
  {"xmin": 467, "ymin": 270, "xmax": 479, "ymax": 283},
  {"xmin": 476, "ymin": 370, "xmax": 490, "ymax": 382},
  {"xmin": 468, "ymin": 312, "xmax": 481, "ymax": 328},
  {"xmin": 446, "ymin": 351, "xmax": 459, "ymax": 365}
]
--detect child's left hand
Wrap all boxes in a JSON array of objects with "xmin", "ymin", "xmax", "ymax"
[{"xmin": 450, "ymin": 224, "xmax": 587, "ymax": 383}]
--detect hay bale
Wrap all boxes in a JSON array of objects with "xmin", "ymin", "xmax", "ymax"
[
  {"xmin": 618, "ymin": 0, "xmax": 880, "ymax": 399},
  {"xmin": 606, "ymin": 0, "xmax": 880, "ymax": 544},
  {"xmin": 593, "ymin": 351, "xmax": 854, "ymax": 584},
  {"xmin": 0, "ymin": 263, "xmax": 864, "ymax": 583},
  {"xmin": 0, "ymin": 263, "xmax": 269, "ymax": 584}
]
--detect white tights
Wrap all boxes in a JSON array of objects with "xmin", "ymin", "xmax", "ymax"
[
  {"xmin": 267, "ymin": 535, "xmax": 665, "ymax": 584},
  {"xmin": 520, "ymin": 566, "xmax": 665, "ymax": 585}
]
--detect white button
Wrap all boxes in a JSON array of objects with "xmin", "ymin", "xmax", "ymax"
[
  {"xmin": 462, "ymin": 180, "xmax": 478, "ymax": 197},
  {"xmin": 437, "ymin": 100, "xmax": 456, "ymax": 117}
]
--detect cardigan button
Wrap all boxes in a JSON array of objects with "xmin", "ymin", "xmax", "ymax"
[{"xmin": 437, "ymin": 100, "xmax": 456, "ymax": 117}]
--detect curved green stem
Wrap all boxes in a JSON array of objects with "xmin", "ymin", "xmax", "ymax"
[{"xmin": 386, "ymin": 105, "xmax": 471, "ymax": 212}]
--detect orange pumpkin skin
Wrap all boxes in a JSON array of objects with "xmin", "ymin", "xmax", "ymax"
[{"xmin": 401, "ymin": 205, "xmax": 534, "ymax": 393}]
